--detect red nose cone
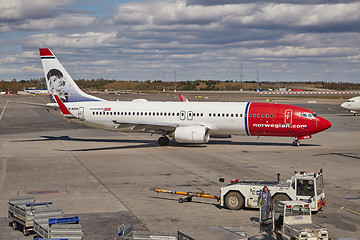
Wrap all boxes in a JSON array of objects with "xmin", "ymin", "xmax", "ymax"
[{"xmin": 320, "ymin": 118, "xmax": 332, "ymax": 131}]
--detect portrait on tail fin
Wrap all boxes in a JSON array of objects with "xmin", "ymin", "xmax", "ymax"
[{"xmin": 47, "ymin": 69, "xmax": 68, "ymax": 102}]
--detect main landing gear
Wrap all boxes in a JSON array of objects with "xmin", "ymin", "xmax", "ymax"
[
  {"xmin": 158, "ymin": 136, "xmax": 170, "ymax": 146},
  {"xmin": 292, "ymin": 139, "xmax": 300, "ymax": 146}
]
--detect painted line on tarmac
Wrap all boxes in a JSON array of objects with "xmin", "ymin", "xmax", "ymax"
[
  {"xmin": 326, "ymin": 200, "xmax": 360, "ymax": 216},
  {"xmin": 0, "ymin": 100, "xmax": 9, "ymax": 121},
  {"xmin": 232, "ymin": 170, "xmax": 264, "ymax": 180}
]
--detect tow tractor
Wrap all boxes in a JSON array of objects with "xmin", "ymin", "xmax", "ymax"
[
  {"xmin": 259, "ymin": 201, "xmax": 329, "ymax": 240},
  {"xmin": 220, "ymin": 170, "xmax": 326, "ymax": 212}
]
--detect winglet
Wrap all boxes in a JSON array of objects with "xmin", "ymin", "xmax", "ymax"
[{"xmin": 53, "ymin": 94, "xmax": 75, "ymax": 118}]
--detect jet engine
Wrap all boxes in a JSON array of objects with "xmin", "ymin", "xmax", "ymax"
[{"xmin": 173, "ymin": 126, "xmax": 210, "ymax": 143}]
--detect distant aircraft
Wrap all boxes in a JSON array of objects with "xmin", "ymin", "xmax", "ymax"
[
  {"xmin": 37, "ymin": 48, "xmax": 331, "ymax": 146},
  {"xmin": 341, "ymin": 96, "xmax": 360, "ymax": 116}
]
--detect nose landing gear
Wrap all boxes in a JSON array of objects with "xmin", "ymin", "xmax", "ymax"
[{"xmin": 292, "ymin": 139, "xmax": 300, "ymax": 146}]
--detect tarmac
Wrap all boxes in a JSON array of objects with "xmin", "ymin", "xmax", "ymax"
[{"xmin": 0, "ymin": 93, "xmax": 359, "ymax": 239}]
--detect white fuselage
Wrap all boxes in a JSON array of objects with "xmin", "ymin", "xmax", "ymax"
[
  {"xmin": 61, "ymin": 100, "xmax": 248, "ymax": 136},
  {"xmin": 341, "ymin": 96, "xmax": 360, "ymax": 113}
]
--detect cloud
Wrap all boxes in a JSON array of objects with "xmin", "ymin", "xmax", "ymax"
[
  {"xmin": 0, "ymin": 0, "xmax": 75, "ymax": 21},
  {"xmin": 13, "ymin": 14, "xmax": 96, "ymax": 31},
  {"xmin": 1, "ymin": 0, "xmax": 360, "ymax": 82},
  {"xmin": 24, "ymin": 32, "xmax": 117, "ymax": 48}
]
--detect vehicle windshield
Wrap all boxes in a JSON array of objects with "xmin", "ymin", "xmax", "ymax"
[
  {"xmin": 316, "ymin": 175, "xmax": 324, "ymax": 195},
  {"xmin": 285, "ymin": 205, "xmax": 311, "ymax": 217},
  {"xmin": 296, "ymin": 179, "xmax": 314, "ymax": 196}
]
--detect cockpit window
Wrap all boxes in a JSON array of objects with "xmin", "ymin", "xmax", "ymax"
[
  {"xmin": 347, "ymin": 100, "xmax": 355, "ymax": 102},
  {"xmin": 302, "ymin": 113, "xmax": 317, "ymax": 118}
]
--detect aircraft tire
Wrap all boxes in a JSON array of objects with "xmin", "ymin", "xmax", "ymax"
[
  {"xmin": 158, "ymin": 136, "xmax": 170, "ymax": 146},
  {"xmin": 292, "ymin": 140, "xmax": 300, "ymax": 146}
]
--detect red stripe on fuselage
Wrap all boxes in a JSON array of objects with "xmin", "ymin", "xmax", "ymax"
[{"xmin": 247, "ymin": 102, "xmax": 328, "ymax": 137}]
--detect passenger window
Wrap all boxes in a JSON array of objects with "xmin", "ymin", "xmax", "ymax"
[
  {"xmin": 249, "ymin": 114, "xmax": 251, "ymax": 117},
  {"xmin": 201, "ymin": 113, "xmax": 203, "ymax": 117},
  {"xmin": 231, "ymin": 114, "xmax": 234, "ymax": 117},
  {"xmin": 266, "ymin": 114, "xmax": 269, "ymax": 118},
  {"xmin": 177, "ymin": 112, "xmax": 180, "ymax": 116},
  {"xmin": 261, "ymin": 114, "xmax": 264, "ymax": 118},
  {"xmin": 270, "ymin": 114, "xmax": 273, "ymax": 118},
  {"xmin": 257, "ymin": 114, "xmax": 260, "ymax": 118},
  {"xmin": 240, "ymin": 114, "xmax": 242, "ymax": 117},
  {"xmin": 218, "ymin": 113, "xmax": 220, "ymax": 117},
  {"xmin": 209, "ymin": 113, "xmax": 211, "ymax": 117},
  {"xmin": 302, "ymin": 113, "xmax": 307, "ymax": 117},
  {"xmin": 107, "ymin": 112, "xmax": 109, "ymax": 115}
]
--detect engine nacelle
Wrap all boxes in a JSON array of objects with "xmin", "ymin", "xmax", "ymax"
[{"xmin": 173, "ymin": 126, "xmax": 210, "ymax": 143}]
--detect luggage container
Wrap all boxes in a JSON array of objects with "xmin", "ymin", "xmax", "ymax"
[
  {"xmin": 178, "ymin": 226, "xmax": 247, "ymax": 240},
  {"xmin": 8, "ymin": 195, "xmax": 53, "ymax": 236},
  {"xmin": 34, "ymin": 211, "xmax": 82, "ymax": 240}
]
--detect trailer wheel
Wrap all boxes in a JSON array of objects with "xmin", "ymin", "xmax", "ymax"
[
  {"xmin": 179, "ymin": 198, "xmax": 184, "ymax": 203},
  {"xmin": 272, "ymin": 194, "xmax": 290, "ymax": 208},
  {"xmin": 22, "ymin": 226, "xmax": 29, "ymax": 236},
  {"xmin": 224, "ymin": 192, "xmax": 244, "ymax": 210},
  {"xmin": 12, "ymin": 221, "xmax": 17, "ymax": 230}
]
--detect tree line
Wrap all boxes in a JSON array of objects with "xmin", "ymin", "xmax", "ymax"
[{"xmin": 1, "ymin": 78, "xmax": 360, "ymax": 93}]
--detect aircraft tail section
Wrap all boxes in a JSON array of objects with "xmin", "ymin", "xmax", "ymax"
[{"xmin": 39, "ymin": 48, "xmax": 104, "ymax": 103}]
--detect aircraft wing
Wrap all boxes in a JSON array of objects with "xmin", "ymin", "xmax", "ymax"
[
  {"xmin": 112, "ymin": 120, "xmax": 178, "ymax": 133},
  {"xmin": 112, "ymin": 120, "xmax": 211, "ymax": 135}
]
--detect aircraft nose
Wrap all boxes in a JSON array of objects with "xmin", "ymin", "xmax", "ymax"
[
  {"xmin": 340, "ymin": 102, "xmax": 348, "ymax": 109},
  {"xmin": 318, "ymin": 117, "xmax": 332, "ymax": 131}
]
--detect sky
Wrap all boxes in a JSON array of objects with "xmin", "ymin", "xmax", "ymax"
[{"xmin": 0, "ymin": 0, "xmax": 360, "ymax": 82}]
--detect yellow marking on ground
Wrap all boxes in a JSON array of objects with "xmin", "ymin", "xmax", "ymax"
[
  {"xmin": 327, "ymin": 107, "xmax": 338, "ymax": 111},
  {"xmin": 327, "ymin": 200, "xmax": 360, "ymax": 216},
  {"xmin": 232, "ymin": 170, "xmax": 264, "ymax": 180}
]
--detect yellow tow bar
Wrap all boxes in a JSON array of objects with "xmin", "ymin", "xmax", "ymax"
[{"xmin": 152, "ymin": 188, "xmax": 219, "ymax": 203}]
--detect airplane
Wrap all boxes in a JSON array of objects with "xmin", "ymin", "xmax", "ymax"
[
  {"xmin": 341, "ymin": 96, "xmax": 360, "ymax": 116},
  {"xmin": 38, "ymin": 48, "xmax": 331, "ymax": 146}
]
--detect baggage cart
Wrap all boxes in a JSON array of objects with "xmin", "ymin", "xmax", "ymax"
[{"xmin": 8, "ymin": 195, "xmax": 52, "ymax": 236}]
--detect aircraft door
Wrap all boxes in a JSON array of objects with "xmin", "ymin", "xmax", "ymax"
[
  {"xmin": 187, "ymin": 111, "xmax": 193, "ymax": 120},
  {"xmin": 78, "ymin": 107, "xmax": 85, "ymax": 121},
  {"xmin": 180, "ymin": 111, "xmax": 186, "ymax": 120},
  {"xmin": 284, "ymin": 109, "xmax": 293, "ymax": 125}
]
